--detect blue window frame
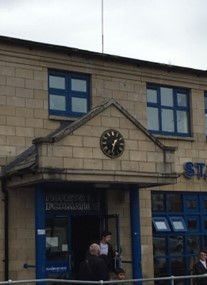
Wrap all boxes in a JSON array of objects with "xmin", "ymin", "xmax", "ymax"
[
  {"xmin": 204, "ymin": 92, "xmax": 207, "ymax": 136},
  {"xmin": 152, "ymin": 192, "xmax": 207, "ymax": 282},
  {"xmin": 48, "ymin": 70, "xmax": 90, "ymax": 117},
  {"xmin": 147, "ymin": 84, "xmax": 191, "ymax": 136}
]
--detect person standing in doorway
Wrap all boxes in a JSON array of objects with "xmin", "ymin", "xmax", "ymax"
[
  {"xmin": 78, "ymin": 243, "xmax": 110, "ymax": 282},
  {"xmin": 99, "ymin": 230, "xmax": 116, "ymax": 272},
  {"xmin": 192, "ymin": 249, "xmax": 207, "ymax": 285}
]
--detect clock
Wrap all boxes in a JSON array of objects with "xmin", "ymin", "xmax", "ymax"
[{"xmin": 100, "ymin": 129, "xmax": 125, "ymax": 158}]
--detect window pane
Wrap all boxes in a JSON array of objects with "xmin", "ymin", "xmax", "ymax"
[
  {"xmin": 72, "ymin": 97, "xmax": 87, "ymax": 113},
  {"xmin": 153, "ymin": 237, "xmax": 166, "ymax": 255},
  {"xmin": 147, "ymin": 89, "xmax": 157, "ymax": 103},
  {"xmin": 202, "ymin": 197, "xmax": 207, "ymax": 209},
  {"xmin": 203, "ymin": 236, "xmax": 207, "ymax": 248},
  {"xmin": 177, "ymin": 110, "xmax": 188, "ymax": 133},
  {"xmin": 168, "ymin": 194, "xmax": 182, "ymax": 212},
  {"xmin": 187, "ymin": 218, "xmax": 198, "ymax": 230},
  {"xmin": 155, "ymin": 221, "xmax": 168, "ymax": 230},
  {"xmin": 152, "ymin": 194, "xmax": 165, "ymax": 212},
  {"xmin": 160, "ymin": 87, "xmax": 173, "ymax": 106},
  {"xmin": 171, "ymin": 257, "xmax": 185, "ymax": 277},
  {"xmin": 46, "ymin": 217, "xmax": 68, "ymax": 261},
  {"xmin": 169, "ymin": 217, "xmax": 187, "ymax": 232},
  {"xmin": 187, "ymin": 236, "xmax": 200, "ymax": 254},
  {"xmin": 154, "ymin": 258, "xmax": 168, "ymax": 278},
  {"xmin": 186, "ymin": 198, "xmax": 197, "ymax": 210},
  {"xmin": 204, "ymin": 218, "xmax": 207, "ymax": 230},
  {"xmin": 49, "ymin": 75, "xmax": 65, "ymax": 89},
  {"xmin": 147, "ymin": 107, "xmax": 159, "ymax": 130},
  {"xmin": 205, "ymin": 96, "xmax": 207, "ymax": 110},
  {"xmin": 177, "ymin": 93, "xmax": 187, "ymax": 107},
  {"xmin": 161, "ymin": 109, "xmax": 174, "ymax": 132},
  {"xmin": 169, "ymin": 236, "xmax": 183, "ymax": 255},
  {"xmin": 71, "ymin": 79, "xmax": 87, "ymax": 92},
  {"xmin": 49, "ymin": 94, "xmax": 66, "ymax": 111}
]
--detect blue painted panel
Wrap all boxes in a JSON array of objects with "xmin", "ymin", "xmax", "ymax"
[
  {"xmin": 35, "ymin": 185, "xmax": 46, "ymax": 280},
  {"xmin": 130, "ymin": 187, "xmax": 142, "ymax": 280}
]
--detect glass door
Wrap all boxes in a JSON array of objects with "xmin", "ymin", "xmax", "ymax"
[{"xmin": 45, "ymin": 216, "xmax": 71, "ymax": 279}]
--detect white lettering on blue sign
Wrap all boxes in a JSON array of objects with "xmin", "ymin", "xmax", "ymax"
[{"xmin": 46, "ymin": 266, "xmax": 67, "ymax": 272}]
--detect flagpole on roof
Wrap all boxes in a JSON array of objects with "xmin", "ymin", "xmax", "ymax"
[{"xmin": 101, "ymin": 0, "xmax": 104, "ymax": 53}]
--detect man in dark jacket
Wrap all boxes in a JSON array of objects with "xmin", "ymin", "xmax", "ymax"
[
  {"xmin": 193, "ymin": 249, "xmax": 207, "ymax": 285},
  {"xmin": 78, "ymin": 243, "xmax": 110, "ymax": 282}
]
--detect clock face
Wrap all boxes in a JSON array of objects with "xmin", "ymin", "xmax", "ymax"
[{"xmin": 100, "ymin": 129, "xmax": 125, "ymax": 158}]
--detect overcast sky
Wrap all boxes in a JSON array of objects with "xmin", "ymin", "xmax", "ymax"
[{"xmin": 0, "ymin": 0, "xmax": 207, "ymax": 70}]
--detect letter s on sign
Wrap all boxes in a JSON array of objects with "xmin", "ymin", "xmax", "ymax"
[{"xmin": 184, "ymin": 162, "xmax": 195, "ymax": 178}]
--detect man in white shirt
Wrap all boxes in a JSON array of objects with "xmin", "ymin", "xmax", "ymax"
[{"xmin": 99, "ymin": 230, "xmax": 116, "ymax": 272}]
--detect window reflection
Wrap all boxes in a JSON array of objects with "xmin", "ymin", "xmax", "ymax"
[
  {"xmin": 49, "ymin": 75, "xmax": 65, "ymax": 89},
  {"xmin": 72, "ymin": 97, "xmax": 87, "ymax": 113},
  {"xmin": 161, "ymin": 109, "xmax": 174, "ymax": 132},
  {"xmin": 147, "ymin": 88, "xmax": 157, "ymax": 103},
  {"xmin": 187, "ymin": 199, "xmax": 197, "ymax": 209},
  {"xmin": 171, "ymin": 257, "xmax": 185, "ymax": 285},
  {"xmin": 160, "ymin": 87, "xmax": 173, "ymax": 106},
  {"xmin": 152, "ymin": 194, "xmax": 165, "ymax": 212},
  {"xmin": 177, "ymin": 110, "xmax": 188, "ymax": 133},
  {"xmin": 49, "ymin": 94, "xmax": 66, "ymax": 111},
  {"xmin": 169, "ymin": 236, "xmax": 183, "ymax": 255},
  {"xmin": 168, "ymin": 194, "xmax": 182, "ymax": 212},
  {"xmin": 187, "ymin": 217, "xmax": 198, "ymax": 231},
  {"xmin": 154, "ymin": 257, "xmax": 168, "ymax": 283},
  {"xmin": 46, "ymin": 217, "xmax": 68, "ymax": 261},
  {"xmin": 177, "ymin": 93, "xmax": 187, "ymax": 107},
  {"xmin": 71, "ymin": 79, "xmax": 87, "ymax": 92},
  {"xmin": 153, "ymin": 237, "xmax": 166, "ymax": 256},
  {"xmin": 204, "ymin": 218, "xmax": 207, "ymax": 230},
  {"xmin": 187, "ymin": 236, "xmax": 199, "ymax": 254},
  {"xmin": 147, "ymin": 107, "xmax": 159, "ymax": 131}
]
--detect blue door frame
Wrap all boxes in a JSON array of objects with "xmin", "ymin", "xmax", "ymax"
[
  {"xmin": 35, "ymin": 185, "xmax": 46, "ymax": 279},
  {"xmin": 130, "ymin": 187, "xmax": 142, "ymax": 280}
]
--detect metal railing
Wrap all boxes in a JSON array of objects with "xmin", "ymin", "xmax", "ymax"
[{"xmin": 0, "ymin": 273, "xmax": 206, "ymax": 285}]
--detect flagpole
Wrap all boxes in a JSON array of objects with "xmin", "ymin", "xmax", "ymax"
[{"xmin": 101, "ymin": 0, "xmax": 104, "ymax": 53}]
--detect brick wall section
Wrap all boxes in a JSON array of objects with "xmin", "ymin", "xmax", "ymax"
[
  {"xmin": 108, "ymin": 190, "xmax": 132, "ymax": 278},
  {"xmin": 9, "ymin": 189, "xmax": 35, "ymax": 280}
]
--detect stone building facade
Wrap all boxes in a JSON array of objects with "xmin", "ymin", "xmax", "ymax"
[{"xmin": 0, "ymin": 36, "xmax": 206, "ymax": 285}]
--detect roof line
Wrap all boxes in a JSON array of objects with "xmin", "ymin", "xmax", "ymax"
[{"xmin": 0, "ymin": 35, "xmax": 206, "ymax": 75}]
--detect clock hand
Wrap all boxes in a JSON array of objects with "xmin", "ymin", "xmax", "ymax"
[{"xmin": 112, "ymin": 139, "xmax": 118, "ymax": 152}]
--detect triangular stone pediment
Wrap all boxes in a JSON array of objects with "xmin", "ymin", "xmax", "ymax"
[{"xmin": 3, "ymin": 99, "xmax": 178, "ymax": 188}]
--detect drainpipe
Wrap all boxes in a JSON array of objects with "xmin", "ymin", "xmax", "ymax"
[{"xmin": 1, "ymin": 177, "xmax": 9, "ymax": 281}]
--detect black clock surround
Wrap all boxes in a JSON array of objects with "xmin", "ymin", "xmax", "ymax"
[{"xmin": 100, "ymin": 129, "xmax": 125, "ymax": 158}]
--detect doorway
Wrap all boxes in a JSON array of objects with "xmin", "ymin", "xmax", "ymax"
[
  {"xmin": 45, "ymin": 214, "xmax": 101, "ymax": 279},
  {"xmin": 71, "ymin": 215, "xmax": 100, "ymax": 279}
]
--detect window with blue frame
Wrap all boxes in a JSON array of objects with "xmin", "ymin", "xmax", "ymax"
[
  {"xmin": 152, "ymin": 192, "xmax": 207, "ymax": 284},
  {"xmin": 147, "ymin": 84, "xmax": 191, "ymax": 137},
  {"xmin": 204, "ymin": 92, "xmax": 207, "ymax": 136},
  {"xmin": 48, "ymin": 70, "xmax": 90, "ymax": 117}
]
